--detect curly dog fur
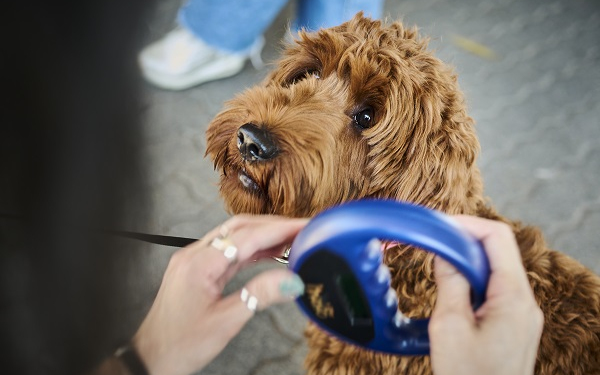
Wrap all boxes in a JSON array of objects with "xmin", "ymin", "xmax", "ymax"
[{"xmin": 206, "ymin": 14, "xmax": 600, "ymax": 375}]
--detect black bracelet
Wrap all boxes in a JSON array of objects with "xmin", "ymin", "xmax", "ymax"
[{"xmin": 115, "ymin": 344, "xmax": 149, "ymax": 375}]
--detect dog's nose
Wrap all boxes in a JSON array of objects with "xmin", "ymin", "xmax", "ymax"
[{"xmin": 237, "ymin": 123, "xmax": 279, "ymax": 161}]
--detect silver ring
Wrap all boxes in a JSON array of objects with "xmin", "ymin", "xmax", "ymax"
[
  {"xmin": 272, "ymin": 245, "xmax": 291, "ymax": 264},
  {"xmin": 240, "ymin": 287, "xmax": 258, "ymax": 312},
  {"xmin": 210, "ymin": 225, "xmax": 238, "ymax": 263}
]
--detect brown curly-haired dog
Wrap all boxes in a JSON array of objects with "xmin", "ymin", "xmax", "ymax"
[{"xmin": 206, "ymin": 14, "xmax": 600, "ymax": 375}]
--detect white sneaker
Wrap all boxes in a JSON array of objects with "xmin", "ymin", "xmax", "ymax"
[{"xmin": 139, "ymin": 28, "xmax": 264, "ymax": 90}]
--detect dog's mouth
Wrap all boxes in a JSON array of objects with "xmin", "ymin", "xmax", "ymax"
[{"xmin": 238, "ymin": 170, "xmax": 261, "ymax": 193}]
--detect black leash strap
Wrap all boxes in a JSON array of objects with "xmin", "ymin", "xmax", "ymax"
[
  {"xmin": 1, "ymin": 213, "xmax": 198, "ymax": 248},
  {"xmin": 107, "ymin": 230, "xmax": 197, "ymax": 248}
]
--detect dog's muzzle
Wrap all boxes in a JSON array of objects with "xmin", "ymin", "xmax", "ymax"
[{"xmin": 237, "ymin": 123, "xmax": 279, "ymax": 161}]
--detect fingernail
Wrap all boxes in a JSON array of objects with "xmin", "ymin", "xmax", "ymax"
[{"xmin": 279, "ymin": 274, "xmax": 305, "ymax": 298}]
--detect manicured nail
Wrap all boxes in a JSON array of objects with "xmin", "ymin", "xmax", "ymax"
[{"xmin": 279, "ymin": 274, "xmax": 305, "ymax": 298}]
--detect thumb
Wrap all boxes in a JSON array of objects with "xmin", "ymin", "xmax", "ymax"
[
  {"xmin": 188, "ymin": 270, "xmax": 303, "ymax": 365},
  {"xmin": 433, "ymin": 256, "xmax": 473, "ymax": 317},
  {"xmin": 212, "ymin": 269, "xmax": 305, "ymax": 335},
  {"xmin": 242, "ymin": 269, "xmax": 305, "ymax": 311}
]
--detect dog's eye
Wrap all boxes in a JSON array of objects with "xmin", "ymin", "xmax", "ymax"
[
  {"xmin": 289, "ymin": 69, "xmax": 320, "ymax": 84},
  {"xmin": 353, "ymin": 107, "xmax": 375, "ymax": 129}
]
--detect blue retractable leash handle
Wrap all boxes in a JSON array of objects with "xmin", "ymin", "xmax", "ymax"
[{"xmin": 288, "ymin": 199, "xmax": 490, "ymax": 355}]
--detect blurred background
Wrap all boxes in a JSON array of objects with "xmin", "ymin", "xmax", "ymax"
[{"xmin": 130, "ymin": 0, "xmax": 600, "ymax": 374}]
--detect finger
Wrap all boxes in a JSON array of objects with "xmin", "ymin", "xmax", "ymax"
[
  {"xmin": 213, "ymin": 268, "xmax": 305, "ymax": 328},
  {"xmin": 239, "ymin": 269, "xmax": 305, "ymax": 311},
  {"xmin": 179, "ymin": 216, "xmax": 306, "ymax": 287},
  {"xmin": 160, "ymin": 243, "xmax": 233, "ymax": 297},
  {"xmin": 206, "ymin": 269, "xmax": 304, "ymax": 346},
  {"xmin": 452, "ymin": 216, "xmax": 521, "ymax": 273},
  {"xmin": 247, "ymin": 244, "xmax": 291, "ymax": 262},
  {"xmin": 452, "ymin": 215, "xmax": 529, "ymax": 286},
  {"xmin": 224, "ymin": 215, "xmax": 309, "ymax": 263},
  {"xmin": 433, "ymin": 256, "xmax": 474, "ymax": 318}
]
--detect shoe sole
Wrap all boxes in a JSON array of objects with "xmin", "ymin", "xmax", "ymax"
[{"xmin": 140, "ymin": 56, "xmax": 247, "ymax": 91}]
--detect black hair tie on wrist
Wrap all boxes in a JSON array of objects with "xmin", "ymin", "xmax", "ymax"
[{"xmin": 115, "ymin": 344, "xmax": 149, "ymax": 375}]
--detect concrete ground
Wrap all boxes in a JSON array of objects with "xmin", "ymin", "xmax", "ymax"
[{"xmin": 132, "ymin": 0, "xmax": 600, "ymax": 374}]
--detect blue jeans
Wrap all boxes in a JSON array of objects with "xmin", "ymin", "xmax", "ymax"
[{"xmin": 178, "ymin": 0, "xmax": 384, "ymax": 53}]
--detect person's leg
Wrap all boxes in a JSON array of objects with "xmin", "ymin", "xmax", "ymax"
[
  {"xmin": 294, "ymin": 0, "xmax": 384, "ymax": 32},
  {"xmin": 179, "ymin": 0, "xmax": 289, "ymax": 53},
  {"xmin": 139, "ymin": 0, "xmax": 289, "ymax": 90}
]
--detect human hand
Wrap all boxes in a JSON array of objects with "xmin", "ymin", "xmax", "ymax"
[
  {"xmin": 429, "ymin": 216, "xmax": 544, "ymax": 375},
  {"xmin": 132, "ymin": 215, "xmax": 308, "ymax": 375}
]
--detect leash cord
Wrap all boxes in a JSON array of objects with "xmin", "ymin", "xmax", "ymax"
[{"xmin": 0, "ymin": 212, "xmax": 197, "ymax": 248}]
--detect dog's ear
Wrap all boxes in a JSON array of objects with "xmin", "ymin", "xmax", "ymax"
[
  {"xmin": 366, "ymin": 47, "xmax": 483, "ymax": 214},
  {"xmin": 408, "ymin": 82, "xmax": 483, "ymax": 214}
]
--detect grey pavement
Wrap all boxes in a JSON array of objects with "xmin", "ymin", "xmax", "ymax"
[{"xmin": 133, "ymin": 0, "xmax": 600, "ymax": 374}]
